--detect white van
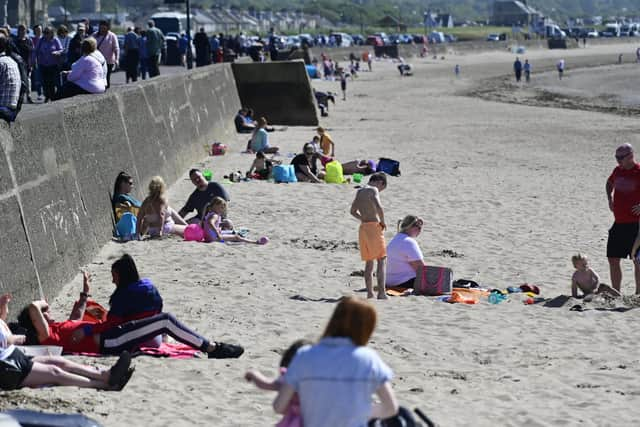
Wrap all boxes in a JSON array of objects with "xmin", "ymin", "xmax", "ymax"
[{"xmin": 602, "ymin": 23, "xmax": 620, "ymax": 37}]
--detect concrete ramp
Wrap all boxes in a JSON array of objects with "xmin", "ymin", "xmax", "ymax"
[
  {"xmin": 0, "ymin": 64, "xmax": 240, "ymax": 312},
  {"xmin": 232, "ymin": 60, "xmax": 318, "ymax": 126}
]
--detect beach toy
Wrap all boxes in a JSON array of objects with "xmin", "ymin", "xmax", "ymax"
[
  {"xmin": 448, "ymin": 291, "xmax": 477, "ymax": 304},
  {"xmin": 325, "ymin": 161, "xmax": 345, "ymax": 184},
  {"xmin": 353, "ymin": 173, "xmax": 363, "ymax": 183},
  {"xmin": 506, "ymin": 286, "xmax": 522, "ymax": 293},
  {"xmin": 488, "ymin": 292, "xmax": 507, "ymax": 304},
  {"xmin": 202, "ymin": 169, "xmax": 213, "ymax": 181},
  {"xmin": 524, "ymin": 297, "xmax": 535, "ymax": 305},
  {"xmin": 184, "ymin": 224, "xmax": 204, "ymax": 242},
  {"xmin": 257, "ymin": 236, "xmax": 269, "ymax": 245}
]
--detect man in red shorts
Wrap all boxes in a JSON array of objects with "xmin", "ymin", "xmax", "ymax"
[{"xmin": 606, "ymin": 143, "xmax": 640, "ymax": 294}]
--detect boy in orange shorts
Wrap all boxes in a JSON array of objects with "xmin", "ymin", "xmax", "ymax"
[{"xmin": 350, "ymin": 173, "xmax": 388, "ymax": 299}]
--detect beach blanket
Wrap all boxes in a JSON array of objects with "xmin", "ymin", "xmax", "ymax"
[{"xmin": 69, "ymin": 343, "xmax": 200, "ymax": 359}]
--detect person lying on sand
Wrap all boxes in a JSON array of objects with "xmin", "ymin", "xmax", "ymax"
[
  {"xmin": 18, "ymin": 301, "xmax": 243, "ymax": 359},
  {"xmin": 342, "ymin": 160, "xmax": 377, "ymax": 176},
  {"xmin": 571, "ymin": 254, "xmax": 620, "ymax": 300},
  {"xmin": 1, "ymin": 295, "xmax": 134, "ymax": 391},
  {"xmin": 0, "ymin": 331, "xmax": 133, "ymax": 391}
]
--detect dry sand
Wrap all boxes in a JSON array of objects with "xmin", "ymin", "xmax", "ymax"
[{"xmin": 2, "ymin": 42, "xmax": 640, "ymax": 426}]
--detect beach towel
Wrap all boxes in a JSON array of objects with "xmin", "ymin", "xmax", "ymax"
[{"xmin": 68, "ymin": 343, "xmax": 200, "ymax": 359}]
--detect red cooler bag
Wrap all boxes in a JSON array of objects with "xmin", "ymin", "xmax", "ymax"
[{"xmin": 415, "ymin": 266, "xmax": 453, "ymax": 296}]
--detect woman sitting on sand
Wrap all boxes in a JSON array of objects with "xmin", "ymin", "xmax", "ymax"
[
  {"xmin": 385, "ymin": 215, "xmax": 427, "ymax": 289},
  {"xmin": 250, "ymin": 117, "xmax": 279, "ymax": 154},
  {"xmin": 137, "ymin": 176, "xmax": 187, "ymax": 239},
  {"xmin": 112, "ymin": 172, "xmax": 141, "ymax": 240},
  {"xmin": 112, "ymin": 171, "xmax": 141, "ymax": 212},
  {"xmin": 273, "ymin": 297, "xmax": 398, "ymax": 425},
  {"xmin": 15, "ymin": 255, "xmax": 243, "ymax": 359}
]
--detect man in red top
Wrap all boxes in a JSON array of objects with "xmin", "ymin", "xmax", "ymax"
[{"xmin": 606, "ymin": 143, "xmax": 640, "ymax": 294}]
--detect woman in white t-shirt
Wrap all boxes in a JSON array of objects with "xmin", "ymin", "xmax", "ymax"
[{"xmin": 385, "ymin": 215, "xmax": 426, "ymax": 288}]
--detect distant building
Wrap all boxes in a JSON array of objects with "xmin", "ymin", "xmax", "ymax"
[
  {"xmin": 424, "ymin": 11, "xmax": 454, "ymax": 29},
  {"xmin": 492, "ymin": 0, "xmax": 542, "ymax": 26},
  {"xmin": 1, "ymin": 0, "xmax": 48, "ymax": 27},
  {"xmin": 378, "ymin": 15, "xmax": 406, "ymax": 32}
]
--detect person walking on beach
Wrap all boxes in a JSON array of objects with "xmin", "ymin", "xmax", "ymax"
[
  {"xmin": 557, "ymin": 58, "xmax": 565, "ymax": 80},
  {"xmin": 606, "ymin": 143, "xmax": 640, "ymax": 295},
  {"xmin": 523, "ymin": 59, "xmax": 531, "ymax": 82},
  {"xmin": 513, "ymin": 57, "xmax": 522, "ymax": 82},
  {"xmin": 350, "ymin": 173, "xmax": 388, "ymax": 299}
]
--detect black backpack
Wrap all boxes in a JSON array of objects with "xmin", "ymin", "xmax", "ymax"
[{"xmin": 8, "ymin": 52, "xmax": 28, "ymax": 114}]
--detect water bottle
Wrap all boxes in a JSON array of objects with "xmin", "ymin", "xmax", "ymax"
[{"xmin": 488, "ymin": 292, "xmax": 506, "ymax": 304}]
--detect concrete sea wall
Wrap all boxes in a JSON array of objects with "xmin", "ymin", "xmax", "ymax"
[
  {"xmin": 0, "ymin": 64, "xmax": 241, "ymax": 313},
  {"xmin": 232, "ymin": 60, "xmax": 318, "ymax": 126}
]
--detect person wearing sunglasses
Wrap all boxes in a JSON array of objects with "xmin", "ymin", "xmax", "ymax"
[
  {"xmin": 606, "ymin": 143, "xmax": 640, "ymax": 295},
  {"xmin": 385, "ymin": 215, "xmax": 426, "ymax": 290},
  {"xmin": 291, "ymin": 143, "xmax": 324, "ymax": 183}
]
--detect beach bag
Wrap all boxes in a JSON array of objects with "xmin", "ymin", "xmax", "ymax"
[
  {"xmin": 415, "ymin": 266, "xmax": 453, "ymax": 296},
  {"xmin": 273, "ymin": 164, "xmax": 297, "ymax": 183},
  {"xmin": 210, "ymin": 142, "xmax": 227, "ymax": 156},
  {"xmin": 377, "ymin": 158, "xmax": 401, "ymax": 176},
  {"xmin": 115, "ymin": 212, "xmax": 137, "ymax": 241},
  {"xmin": 324, "ymin": 160, "xmax": 345, "ymax": 183}
]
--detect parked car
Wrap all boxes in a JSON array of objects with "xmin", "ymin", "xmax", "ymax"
[
  {"xmin": 412, "ymin": 34, "xmax": 427, "ymax": 44},
  {"xmin": 351, "ymin": 34, "xmax": 365, "ymax": 45},
  {"xmin": 486, "ymin": 33, "xmax": 500, "ymax": 41},
  {"xmin": 428, "ymin": 31, "xmax": 445, "ymax": 43},
  {"xmin": 330, "ymin": 32, "xmax": 353, "ymax": 47},
  {"xmin": 366, "ymin": 35, "xmax": 384, "ymax": 46}
]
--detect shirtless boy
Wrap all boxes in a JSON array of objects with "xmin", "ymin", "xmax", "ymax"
[
  {"xmin": 350, "ymin": 173, "xmax": 388, "ymax": 299},
  {"xmin": 571, "ymin": 254, "xmax": 620, "ymax": 300}
]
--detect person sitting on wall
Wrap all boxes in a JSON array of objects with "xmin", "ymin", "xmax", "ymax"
[{"xmin": 60, "ymin": 37, "xmax": 106, "ymax": 99}]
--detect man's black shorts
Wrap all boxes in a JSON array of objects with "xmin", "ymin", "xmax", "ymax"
[
  {"xmin": 607, "ymin": 222, "xmax": 639, "ymax": 259},
  {"xmin": 0, "ymin": 347, "xmax": 33, "ymax": 390}
]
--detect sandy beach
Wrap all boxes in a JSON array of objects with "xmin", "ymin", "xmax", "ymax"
[{"xmin": 2, "ymin": 42, "xmax": 640, "ymax": 426}]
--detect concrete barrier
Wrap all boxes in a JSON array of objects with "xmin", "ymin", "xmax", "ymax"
[
  {"xmin": 0, "ymin": 63, "xmax": 241, "ymax": 314},
  {"xmin": 232, "ymin": 60, "xmax": 318, "ymax": 126}
]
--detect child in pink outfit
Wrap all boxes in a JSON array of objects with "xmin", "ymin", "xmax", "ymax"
[{"xmin": 245, "ymin": 339, "xmax": 311, "ymax": 427}]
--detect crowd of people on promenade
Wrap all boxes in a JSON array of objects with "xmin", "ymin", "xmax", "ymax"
[{"xmin": 0, "ymin": 19, "xmax": 169, "ymax": 122}]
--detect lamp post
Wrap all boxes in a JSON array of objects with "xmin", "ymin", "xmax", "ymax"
[{"xmin": 186, "ymin": 0, "xmax": 193, "ymax": 69}]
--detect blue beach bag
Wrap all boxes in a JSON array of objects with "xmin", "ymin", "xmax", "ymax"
[
  {"xmin": 115, "ymin": 212, "xmax": 137, "ymax": 241},
  {"xmin": 273, "ymin": 165, "xmax": 297, "ymax": 183}
]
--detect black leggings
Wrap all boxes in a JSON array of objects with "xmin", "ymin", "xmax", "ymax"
[{"xmin": 100, "ymin": 312, "xmax": 210, "ymax": 354}]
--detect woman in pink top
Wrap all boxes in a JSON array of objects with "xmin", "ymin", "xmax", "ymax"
[
  {"xmin": 60, "ymin": 38, "xmax": 106, "ymax": 98},
  {"xmin": 93, "ymin": 20, "xmax": 119, "ymax": 89}
]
